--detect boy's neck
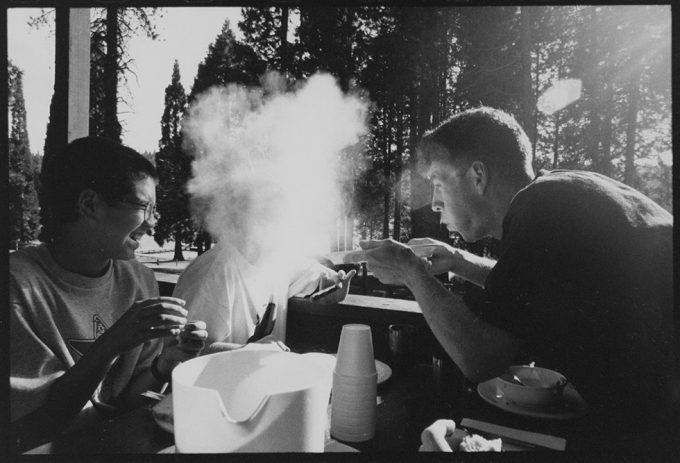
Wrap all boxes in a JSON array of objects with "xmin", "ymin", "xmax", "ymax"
[{"xmin": 48, "ymin": 237, "xmax": 111, "ymax": 278}]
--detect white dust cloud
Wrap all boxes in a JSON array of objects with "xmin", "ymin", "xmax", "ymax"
[{"xmin": 183, "ymin": 73, "xmax": 368, "ymax": 264}]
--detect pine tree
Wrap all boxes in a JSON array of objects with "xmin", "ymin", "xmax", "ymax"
[
  {"xmin": 453, "ymin": 6, "xmax": 523, "ymax": 113},
  {"xmin": 239, "ymin": 6, "xmax": 295, "ymax": 76},
  {"xmin": 354, "ymin": 7, "xmax": 456, "ymax": 243},
  {"xmin": 297, "ymin": 7, "xmax": 361, "ymax": 92},
  {"xmin": 89, "ymin": 18, "xmax": 109, "ymax": 138},
  {"xmin": 89, "ymin": 7, "xmax": 163, "ymax": 140},
  {"xmin": 154, "ymin": 60, "xmax": 193, "ymax": 261},
  {"xmin": 40, "ymin": 7, "xmax": 162, "ymax": 175},
  {"xmin": 8, "ymin": 62, "xmax": 40, "ymax": 246},
  {"xmin": 190, "ymin": 19, "xmax": 265, "ymax": 100}
]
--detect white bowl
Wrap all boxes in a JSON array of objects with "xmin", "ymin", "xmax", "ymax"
[{"xmin": 495, "ymin": 365, "xmax": 567, "ymax": 407}]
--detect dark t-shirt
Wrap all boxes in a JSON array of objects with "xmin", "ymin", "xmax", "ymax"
[{"xmin": 465, "ymin": 170, "xmax": 675, "ymax": 434}]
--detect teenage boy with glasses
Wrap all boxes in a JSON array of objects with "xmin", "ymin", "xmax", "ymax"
[{"xmin": 9, "ymin": 137, "xmax": 208, "ymax": 453}]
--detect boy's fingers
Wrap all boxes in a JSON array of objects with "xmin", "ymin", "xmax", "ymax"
[
  {"xmin": 420, "ymin": 420, "xmax": 456, "ymax": 452},
  {"xmin": 359, "ymin": 239, "xmax": 389, "ymax": 250},
  {"xmin": 138, "ymin": 296, "xmax": 186, "ymax": 307},
  {"xmin": 344, "ymin": 269, "xmax": 357, "ymax": 280},
  {"xmin": 179, "ymin": 329, "xmax": 208, "ymax": 341},
  {"xmin": 139, "ymin": 302, "xmax": 188, "ymax": 317},
  {"xmin": 183, "ymin": 320, "xmax": 207, "ymax": 331},
  {"xmin": 157, "ymin": 296, "xmax": 186, "ymax": 306}
]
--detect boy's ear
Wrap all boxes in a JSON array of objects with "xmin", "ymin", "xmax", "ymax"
[
  {"xmin": 469, "ymin": 160, "xmax": 489, "ymax": 193},
  {"xmin": 78, "ymin": 189, "xmax": 100, "ymax": 219}
]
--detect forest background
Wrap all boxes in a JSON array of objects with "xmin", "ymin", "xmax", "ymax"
[{"xmin": 7, "ymin": 4, "xmax": 672, "ymax": 261}]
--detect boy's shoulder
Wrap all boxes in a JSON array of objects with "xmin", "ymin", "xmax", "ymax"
[
  {"xmin": 10, "ymin": 244, "xmax": 48, "ymax": 277},
  {"xmin": 179, "ymin": 245, "xmax": 228, "ymax": 277}
]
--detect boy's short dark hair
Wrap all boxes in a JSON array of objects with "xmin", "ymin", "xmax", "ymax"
[
  {"xmin": 417, "ymin": 107, "xmax": 533, "ymax": 185},
  {"xmin": 39, "ymin": 136, "xmax": 158, "ymax": 243}
]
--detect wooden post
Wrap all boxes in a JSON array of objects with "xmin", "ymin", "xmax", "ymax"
[
  {"xmin": 67, "ymin": 9, "xmax": 90, "ymax": 142},
  {"xmin": 55, "ymin": 7, "xmax": 90, "ymax": 145}
]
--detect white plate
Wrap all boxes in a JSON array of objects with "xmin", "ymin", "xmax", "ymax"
[
  {"xmin": 302, "ymin": 353, "xmax": 392, "ymax": 385},
  {"xmin": 477, "ymin": 377, "xmax": 588, "ymax": 420},
  {"xmin": 375, "ymin": 359, "xmax": 392, "ymax": 385}
]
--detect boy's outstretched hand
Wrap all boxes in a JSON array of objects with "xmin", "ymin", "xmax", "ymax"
[
  {"xmin": 157, "ymin": 320, "xmax": 208, "ymax": 377},
  {"xmin": 101, "ymin": 296, "xmax": 189, "ymax": 354},
  {"xmin": 310, "ymin": 269, "xmax": 356, "ymax": 303}
]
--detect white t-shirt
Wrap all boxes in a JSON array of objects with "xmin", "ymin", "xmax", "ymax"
[
  {"xmin": 172, "ymin": 242, "xmax": 333, "ymax": 344},
  {"xmin": 10, "ymin": 244, "xmax": 161, "ymax": 422}
]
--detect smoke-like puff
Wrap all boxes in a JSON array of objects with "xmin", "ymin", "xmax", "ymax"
[{"xmin": 182, "ymin": 73, "xmax": 368, "ymax": 265}]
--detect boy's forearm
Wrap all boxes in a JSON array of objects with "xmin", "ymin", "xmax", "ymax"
[
  {"xmin": 451, "ymin": 248, "xmax": 497, "ymax": 288},
  {"xmin": 404, "ymin": 264, "xmax": 518, "ymax": 382},
  {"xmin": 11, "ymin": 341, "xmax": 119, "ymax": 453},
  {"xmin": 51, "ymin": 339, "xmax": 118, "ymax": 410}
]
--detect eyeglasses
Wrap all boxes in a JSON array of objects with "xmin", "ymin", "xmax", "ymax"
[{"xmin": 120, "ymin": 199, "xmax": 157, "ymax": 221}]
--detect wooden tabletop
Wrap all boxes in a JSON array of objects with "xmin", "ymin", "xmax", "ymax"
[
  {"xmin": 23, "ymin": 361, "xmax": 574, "ymax": 455},
  {"xmin": 25, "ymin": 364, "xmax": 440, "ymax": 454},
  {"xmin": 24, "ymin": 361, "xmax": 679, "ymax": 457},
  {"xmin": 21, "ymin": 294, "xmax": 678, "ymax": 457}
]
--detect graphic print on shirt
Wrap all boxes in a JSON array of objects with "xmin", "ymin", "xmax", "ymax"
[{"xmin": 67, "ymin": 314, "xmax": 108, "ymax": 359}]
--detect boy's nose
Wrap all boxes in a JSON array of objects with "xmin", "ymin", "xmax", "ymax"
[{"xmin": 144, "ymin": 214, "xmax": 157, "ymax": 229}]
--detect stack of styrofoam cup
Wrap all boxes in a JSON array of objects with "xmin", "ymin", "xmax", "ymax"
[{"xmin": 330, "ymin": 324, "xmax": 377, "ymax": 442}]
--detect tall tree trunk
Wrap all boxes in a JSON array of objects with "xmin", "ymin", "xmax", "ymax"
[
  {"xmin": 552, "ymin": 64, "xmax": 562, "ymax": 168},
  {"xmin": 383, "ymin": 107, "xmax": 392, "ymax": 239},
  {"xmin": 435, "ymin": 12, "xmax": 448, "ymax": 124},
  {"xmin": 599, "ymin": 80, "xmax": 614, "ymax": 177},
  {"xmin": 519, "ymin": 6, "xmax": 535, "ymax": 135},
  {"xmin": 584, "ymin": 7, "xmax": 601, "ymax": 165},
  {"xmin": 337, "ymin": 8, "xmax": 353, "ymax": 93},
  {"xmin": 195, "ymin": 230, "xmax": 212, "ymax": 256},
  {"xmin": 278, "ymin": 7, "xmax": 289, "ymax": 73},
  {"xmin": 382, "ymin": 195, "xmax": 390, "ymax": 238},
  {"xmin": 623, "ymin": 68, "xmax": 641, "ymax": 187},
  {"xmin": 104, "ymin": 7, "xmax": 120, "ymax": 141},
  {"xmin": 552, "ymin": 112, "xmax": 560, "ymax": 169},
  {"xmin": 173, "ymin": 231, "xmax": 184, "ymax": 261},
  {"xmin": 19, "ymin": 191, "xmax": 25, "ymax": 243},
  {"xmin": 531, "ymin": 48, "xmax": 540, "ymax": 165},
  {"xmin": 44, "ymin": 8, "xmax": 71, "ymax": 174},
  {"xmin": 408, "ymin": 82, "xmax": 430, "ymax": 235},
  {"xmin": 393, "ymin": 107, "xmax": 404, "ymax": 241}
]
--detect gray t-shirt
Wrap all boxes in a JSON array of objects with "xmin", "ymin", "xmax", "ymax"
[{"xmin": 10, "ymin": 244, "xmax": 161, "ymax": 421}]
